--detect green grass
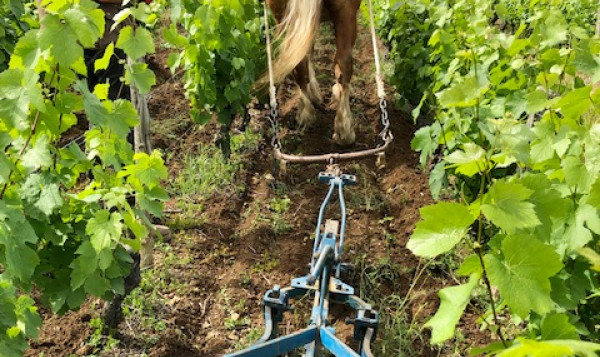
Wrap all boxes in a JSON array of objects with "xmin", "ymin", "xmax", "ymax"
[
  {"xmin": 241, "ymin": 195, "xmax": 293, "ymax": 236},
  {"xmin": 170, "ymin": 130, "xmax": 260, "ymax": 201},
  {"xmin": 347, "ymin": 178, "xmax": 387, "ymax": 213},
  {"xmin": 267, "ymin": 196, "xmax": 293, "ymax": 235},
  {"xmin": 171, "ymin": 148, "xmax": 242, "ymax": 199},
  {"xmin": 83, "ymin": 317, "xmax": 120, "ymax": 356},
  {"xmin": 120, "ymin": 243, "xmax": 189, "ymax": 347},
  {"xmin": 354, "ymin": 255, "xmax": 432, "ymax": 357},
  {"xmin": 219, "ymin": 288, "xmax": 251, "ymax": 330}
]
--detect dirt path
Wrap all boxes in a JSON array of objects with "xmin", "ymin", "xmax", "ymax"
[{"xmin": 26, "ymin": 18, "xmax": 488, "ymax": 357}]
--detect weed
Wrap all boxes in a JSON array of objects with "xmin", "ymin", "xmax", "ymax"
[
  {"xmin": 85, "ymin": 317, "xmax": 120, "ymax": 355},
  {"xmin": 268, "ymin": 197, "xmax": 291, "ymax": 214},
  {"xmin": 252, "ymin": 251, "xmax": 279, "ymax": 273},
  {"xmin": 240, "ymin": 271, "xmax": 252, "ymax": 287},
  {"xmin": 171, "ymin": 147, "xmax": 242, "ymax": 200},
  {"xmin": 242, "ymin": 196, "xmax": 293, "ymax": 236},
  {"xmin": 151, "ymin": 114, "xmax": 193, "ymax": 147},
  {"xmin": 170, "ymin": 129, "xmax": 260, "ymax": 203},
  {"xmin": 120, "ymin": 243, "xmax": 191, "ymax": 347},
  {"xmin": 347, "ymin": 179, "xmax": 387, "ymax": 213},
  {"xmin": 354, "ymin": 256, "xmax": 433, "ymax": 356},
  {"xmin": 224, "ymin": 313, "xmax": 251, "ymax": 330},
  {"xmin": 233, "ymin": 328, "xmax": 262, "ymax": 350},
  {"xmin": 270, "ymin": 180, "xmax": 290, "ymax": 196},
  {"xmin": 268, "ymin": 197, "xmax": 292, "ymax": 235},
  {"xmin": 170, "ymin": 211, "xmax": 208, "ymax": 231},
  {"xmin": 220, "ymin": 289, "xmax": 251, "ymax": 330}
]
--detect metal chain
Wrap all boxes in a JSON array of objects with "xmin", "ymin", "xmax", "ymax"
[
  {"xmin": 268, "ymin": 105, "xmax": 282, "ymax": 150},
  {"xmin": 367, "ymin": 0, "xmax": 393, "ymax": 148},
  {"xmin": 377, "ymin": 98, "xmax": 392, "ymax": 147}
]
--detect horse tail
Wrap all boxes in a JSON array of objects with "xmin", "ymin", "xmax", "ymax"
[{"xmin": 257, "ymin": 0, "xmax": 322, "ymax": 89}]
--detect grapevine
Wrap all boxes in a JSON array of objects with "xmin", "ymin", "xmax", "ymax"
[
  {"xmin": 379, "ymin": 0, "xmax": 600, "ymax": 353},
  {"xmin": 0, "ymin": 0, "xmax": 165, "ymax": 354},
  {"xmin": 0, "ymin": 0, "xmax": 29, "ymax": 72},
  {"xmin": 165, "ymin": 0, "xmax": 263, "ymax": 150}
]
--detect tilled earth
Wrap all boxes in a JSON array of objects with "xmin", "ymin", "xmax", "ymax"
[{"xmin": 26, "ymin": 20, "xmax": 490, "ymax": 357}]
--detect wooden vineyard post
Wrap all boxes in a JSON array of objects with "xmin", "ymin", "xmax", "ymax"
[{"xmin": 128, "ymin": 56, "xmax": 157, "ymax": 270}]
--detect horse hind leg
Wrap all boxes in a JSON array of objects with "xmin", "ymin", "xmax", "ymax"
[
  {"xmin": 331, "ymin": 8, "xmax": 358, "ymax": 146},
  {"xmin": 332, "ymin": 82, "xmax": 354, "ymax": 146},
  {"xmin": 297, "ymin": 90, "xmax": 317, "ymax": 130},
  {"xmin": 306, "ymin": 57, "xmax": 322, "ymax": 106},
  {"xmin": 294, "ymin": 58, "xmax": 318, "ymax": 130}
]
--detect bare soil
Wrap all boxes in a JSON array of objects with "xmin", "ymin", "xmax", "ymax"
[{"xmin": 26, "ymin": 20, "xmax": 490, "ymax": 357}]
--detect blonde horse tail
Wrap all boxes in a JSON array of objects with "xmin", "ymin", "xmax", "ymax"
[{"xmin": 257, "ymin": 0, "xmax": 322, "ymax": 89}]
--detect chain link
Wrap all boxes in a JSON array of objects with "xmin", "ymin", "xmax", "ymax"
[
  {"xmin": 377, "ymin": 98, "xmax": 392, "ymax": 147},
  {"xmin": 268, "ymin": 105, "xmax": 282, "ymax": 150}
]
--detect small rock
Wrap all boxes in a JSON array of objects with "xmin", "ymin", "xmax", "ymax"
[{"xmin": 227, "ymin": 332, "xmax": 239, "ymax": 341}]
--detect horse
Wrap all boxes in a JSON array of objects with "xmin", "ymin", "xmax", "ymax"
[{"xmin": 264, "ymin": 0, "xmax": 361, "ymax": 146}]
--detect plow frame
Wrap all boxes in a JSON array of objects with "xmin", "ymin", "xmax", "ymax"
[{"xmin": 224, "ymin": 171, "xmax": 379, "ymax": 357}]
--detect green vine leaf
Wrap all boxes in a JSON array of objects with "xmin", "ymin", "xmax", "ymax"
[
  {"xmin": 412, "ymin": 124, "xmax": 440, "ymax": 167},
  {"xmin": 94, "ymin": 43, "xmax": 114, "ymax": 72},
  {"xmin": 63, "ymin": 4, "xmax": 104, "ymax": 48},
  {"xmin": 9, "ymin": 31, "xmax": 41, "ymax": 70},
  {"xmin": 517, "ymin": 174, "xmax": 570, "ymax": 241},
  {"xmin": 485, "ymin": 235, "xmax": 562, "ymax": 318},
  {"xmin": 0, "ymin": 203, "xmax": 40, "ymax": 282},
  {"xmin": 445, "ymin": 143, "xmax": 489, "ymax": 177},
  {"xmin": 407, "ymin": 202, "xmax": 475, "ymax": 258},
  {"xmin": 495, "ymin": 338, "xmax": 600, "ymax": 357},
  {"xmin": 116, "ymin": 26, "xmax": 155, "ymax": 60},
  {"xmin": 538, "ymin": 11, "xmax": 568, "ymax": 49},
  {"xmin": 21, "ymin": 135, "xmax": 52, "ymax": 172},
  {"xmin": 124, "ymin": 62, "xmax": 156, "ymax": 94},
  {"xmin": 425, "ymin": 273, "xmax": 479, "ymax": 344},
  {"xmin": 563, "ymin": 204, "xmax": 600, "ymax": 252},
  {"xmin": 555, "ymin": 86, "xmax": 592, "ymax": 122},
  {"xmin": 541, "ymin": 313, "xmax": 578, "ymax": 341},
  {"xmin": 437, "ymin": 75, "xmax": 489, "ymax": 108},
  {"xmin": 38, "ymin": 14, "xmax": 82, "ymax": 67},
  {"xmin": 86, "ymin": 210, "xmax": 122, "ymax": 253},
  {"xmin": 562, "ymin": 156, "xmax": 596, "ymax": 194},
  {"xmin": 481, "ymin": 180, "xmax": 540, "ymax": 234},
  {"xmin": 118, "ymin": 151, "xmax": 168, "ymax": 190},
  {"xmin": 0, "ymin": 69, "xmax": 44, "ymax": 131}
]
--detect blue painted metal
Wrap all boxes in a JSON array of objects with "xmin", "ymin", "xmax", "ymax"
[
  {"xmin": 221, "ymin": 169, "xmax": 378, "ymax": 357},
  {"xmin": 255, "ymin": 306, "xmax": 274, "ymax": 344},
  {"xmin": 307, "ymin": 244, "xmax": 334, "ymax": 284},
  {"xmin": 312, "ymin": 179, "xmax": 335, "ymax": 269},
  {"xmin": 336, "ymin": 178, "xmax": 347, "ymax": 278},
  {"xmin": 351, "ymin": 310, "xmax": 379, "ymax": 342},
  {"xmin": 225, "ymin": 327, "xmax": 317, "ymax": 357},
  {"xmin": 360, "ymin": 328, "xmax": 376, "ymax": 357},
  {"xmin": 321, "ymin": 327, "xmax": 361, "ymax": 357}
]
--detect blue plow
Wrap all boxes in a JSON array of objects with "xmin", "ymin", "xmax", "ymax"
[{"xmin": 223, "ymin": 168, "xmax": 379, "ymax": 357}]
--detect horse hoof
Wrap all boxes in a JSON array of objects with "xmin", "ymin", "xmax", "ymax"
[
  {"xmin": 333, "ymin": 131, "xmax": 356, "ymax": 146},
  {"xmin": 297, "ymin": 96, "xmax": 317, "ymax": 129}
]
